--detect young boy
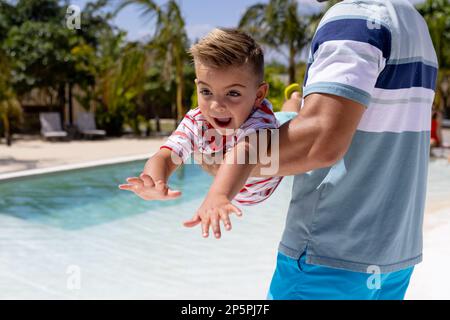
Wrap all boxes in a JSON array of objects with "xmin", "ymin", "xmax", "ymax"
[{"xmin": 119, "ymin": 28, "xmax": 291, "ymax": 239}]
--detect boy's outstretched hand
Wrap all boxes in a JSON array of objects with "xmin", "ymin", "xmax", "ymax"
[
  {"xmin": 183, "ymin": 193, "xmax": 242, "ymax": 239},
  {"xmin": 118, "ymin": 173, "xmax": 182, "ymax": 200}
]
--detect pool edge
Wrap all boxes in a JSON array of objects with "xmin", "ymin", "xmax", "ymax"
[{"xmin": 0, "ymin": 153, "xmax": 154, "ymax": 182}]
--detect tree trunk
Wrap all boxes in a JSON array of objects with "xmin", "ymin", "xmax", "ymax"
[
  {"xmin": 58, "ymin": 83, "xmax": 66, "ymax": 124},
  {"xmin": 2, "ymin": 112, "xmax": 11, "ymax": 146},
  {"xmin": 443, "ymin": 96, "xmax": 450, "ymax": 119},
  {"xmin": 68, "ymin": 82, "xmax": 74, "ymax": 126},
  {"xmin": 175, "ymin": 52, "xmax": 184, "ymax": 124},
  {"xmin": 155, "ymin": 114, "xmax": 161, "ymax": 132},
  {"xmin": 288, "ymin": 45, "xmax": 297, "ymax": 84},
  {"xmin": 176, "ymin": 81, "xmax": 183, "ymax": 123}
]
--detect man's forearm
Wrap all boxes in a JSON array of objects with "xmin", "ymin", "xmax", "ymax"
[
  {"xmin": 198, "ymin": 115, "xmax": 333, "ymax": 179},
  {"xmin": 248, "ymin": 117, "xmax": 326, "ymax": 177},
  {"xmin": 252, "ymin": 94, "xmax": 365, "ymax": 177},
  {"xmin": 199, "ymin": 94, "xmax": 365, "ymax": 179}
]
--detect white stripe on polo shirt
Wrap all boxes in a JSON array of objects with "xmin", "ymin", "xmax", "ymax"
[{"xmin": 358, "ymin": 100, "xmax": 433, "ymax": 133}]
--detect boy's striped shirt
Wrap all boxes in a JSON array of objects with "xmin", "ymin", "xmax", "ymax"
[{"xmin": 161, "ymin": 99, "xmax": 283, "ymax": 206}]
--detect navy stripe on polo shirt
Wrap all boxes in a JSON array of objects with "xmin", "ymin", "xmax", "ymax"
[
  {"xmin": 311, "ymin": 18, "xmax": 392, "ymax": 59},
  {"xmin": 376, "ymin": 61, "xmax": 438, "ymax": 90}
]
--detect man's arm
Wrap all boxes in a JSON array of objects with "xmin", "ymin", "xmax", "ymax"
[
  {"xmin": 200, "ymin": 93, "xmax": 366, "ymax": 177},
  {"xmin": 258, "ymin": 93, "xmax": 366, "ymax": 177}
]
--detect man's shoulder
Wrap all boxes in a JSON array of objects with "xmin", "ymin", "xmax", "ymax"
[
  {"xmin": 317, "ymin": 0, "xmax": 436, "ymax": 66},
  {"xmin": 311, "ymin": 0, "xmax": 395, "ymax": 62},
  {"xmin": 318, "ymin": 0, "xmax": 395, "ymax": 32}
]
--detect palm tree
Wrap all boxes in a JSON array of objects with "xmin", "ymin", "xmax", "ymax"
[
  {"xmin": 95, "ymin": 35, "xmax": 152, "ymax": 135},
  {"xmin": 100, "ymin": 43, "xmax": 149, "ymax": 113},
  {"xmin": 417, "ymin": 0, "xmax": 450, "ymax": 69},
  {"xmin": 417, "ymin": 0, "xmax": 450, "ymax": 116},
  {"xmin": 116, "ymin": 0, "xmax": 189, "ymax": 123},
  {"xmin": 306, "ymin": 0, "xmax": 340, "ymax": 40},
  {"xmin": 239, "ymin": 0, "xmax": 309, "ymax": 84},
  {"xmin": 0, "ymin": 92, "xmax": 22, "ymax": 146}
]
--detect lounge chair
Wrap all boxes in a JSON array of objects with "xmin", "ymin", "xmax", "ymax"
[
  {"xmin": 39, "ymin": 112, "xmax": 68, "ymax": 140},
  {"xmin": 75, "ymin": 112, "xmax": 106, "ymax": 138}
]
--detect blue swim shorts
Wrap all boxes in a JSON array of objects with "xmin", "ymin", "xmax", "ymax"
[{"xmin": 267, "ymin": 252, "xmax": 414, "ymax": 300}]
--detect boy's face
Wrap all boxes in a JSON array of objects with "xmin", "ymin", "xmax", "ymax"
[{"xmin": 194, "ymin": 61, "xmax": 268, "ymax": 135}]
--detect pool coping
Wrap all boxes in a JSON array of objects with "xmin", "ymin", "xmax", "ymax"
[{"xmin": 0, "ymin": 153, "xmax": 154, "ymax": 182}]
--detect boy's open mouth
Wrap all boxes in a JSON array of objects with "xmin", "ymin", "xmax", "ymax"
[{"xmin": 213, "ymin": 117, "xmax": 232, "ymax": 128}]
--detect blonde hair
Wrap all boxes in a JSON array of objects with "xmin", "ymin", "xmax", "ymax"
[{"xmin": 188, "ymin": 28, "xmax": 264, "ymax": 84}]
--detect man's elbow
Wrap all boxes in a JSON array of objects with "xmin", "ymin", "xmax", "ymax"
[
  {"xmin": 308, "ymin": 150, "xmax": 338, "ymax": 168},
  {"xmin": 309, "ymin": 138, "xmax": 348, "ymax": 168}
]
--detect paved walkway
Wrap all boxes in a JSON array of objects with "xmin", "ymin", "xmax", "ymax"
[{"xmin": 0, "ymin": 135, "xmax": 167, "ymax": 175}]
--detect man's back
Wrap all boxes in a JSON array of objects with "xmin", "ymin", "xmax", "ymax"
[{"xmin": 279, "ymin": 0, "xmax": 438, "ymax": 273}]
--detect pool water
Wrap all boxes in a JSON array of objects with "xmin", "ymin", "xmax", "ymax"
[
  {"xmin": 0, "ymin": 161, "xmax": 293, "ymax": 299},
  {"xmin": 0, "ymin": 162, "xmax": 213, "ymax": 230},
  {"xmin": 0, "ymin": 159, "xmax": 448, "ymax": 299}
]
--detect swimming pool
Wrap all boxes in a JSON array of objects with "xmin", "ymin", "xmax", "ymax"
[
  {"xmin": 1, "ymin": 158, "xmax": 449, "ymax": 299},
  {"xmin": 0, "ymin": 161, "xmax": 214, "ymax": 230},
  {"xmin": 0, "ymin": 161, "xmax": 293, "ymax": 299}
]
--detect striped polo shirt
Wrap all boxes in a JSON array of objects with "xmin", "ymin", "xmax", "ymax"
[{"xmin": 279, "ymin": 0, "xmax": 438, "ymax": 273}]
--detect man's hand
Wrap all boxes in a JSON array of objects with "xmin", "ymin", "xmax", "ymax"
[
  {"xmin": 118, "ymin": 173, "xmax": 182, "ymax": 200},
  {"xmin": 183, "ymin": 193, "xmax": 242, "ymax": 239}
]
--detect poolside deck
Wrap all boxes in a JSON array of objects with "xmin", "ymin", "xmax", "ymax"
[
  {"xmin": 0, "ymin": 135, "xmax": 167, "ymax": 175},
  {"xmin": 1, "ymin": 128, "xmax": 449, "ymax": 174}
]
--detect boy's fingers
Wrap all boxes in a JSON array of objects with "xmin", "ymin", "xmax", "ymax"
[
  {"xmin": 183, "ymin": 214, "xmax": 200, "ymax": 228},
  {"xmin": 126, "ymin": 177, "xmax": 143, "ymax": 188},
  {"xmin": 219, "ymin": 209, "xmax": 232, "ymax": 231},
  {"xmin": 155, "ymin": 180, "xmax": 166, "ymax": 192},
  {"xmin": 210, "ymin": 212, "xmax": 221, "ymax": 239},
  {"xmin": 118, "ymin": 184, "xmax": 134, "ymax": 191},
  {"xmin": 140, "ymin": 173, "xmax": 155, "ymax": 187},
  {"xmin": 201, "ymin": 219, "xmax": 210, "ymax": 238},
  {"xmin": 227, "ymin": 204, "xmax": 243, "ymax": 217},
  {"xmin": 166, "ymin": 189, "xmax": 182, "ymax": 199},
  {"xmin": 119, "ymin": 183, "xmax": 141, "ymax": 192}
]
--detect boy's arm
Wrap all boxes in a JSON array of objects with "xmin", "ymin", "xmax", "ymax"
[
  {"xmin": 142, "ymin": 148, "xmax": 182, "ymax": 183},
  {"xmin": 183, "ymin": 134, "xmax": 259, "ymax": 238},
  {"xmin": 120, "ymin": 111, "xmax": 194, "ymax": 200},
  {"xmin": 207, "ymin": 137, "xmax": 257, "ymax": 200}
]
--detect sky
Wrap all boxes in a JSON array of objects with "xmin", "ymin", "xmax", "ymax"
[
  {"xmin": 70, "ymin": 0, "xmax": 425, "ymax": 63},
  {"xmin": 72, "ymin": 0, "xmax": 425, "ymax": 43},
  {"xmin": 70, "ymin": 0, "xmax": 322, "ymax": 42}
]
